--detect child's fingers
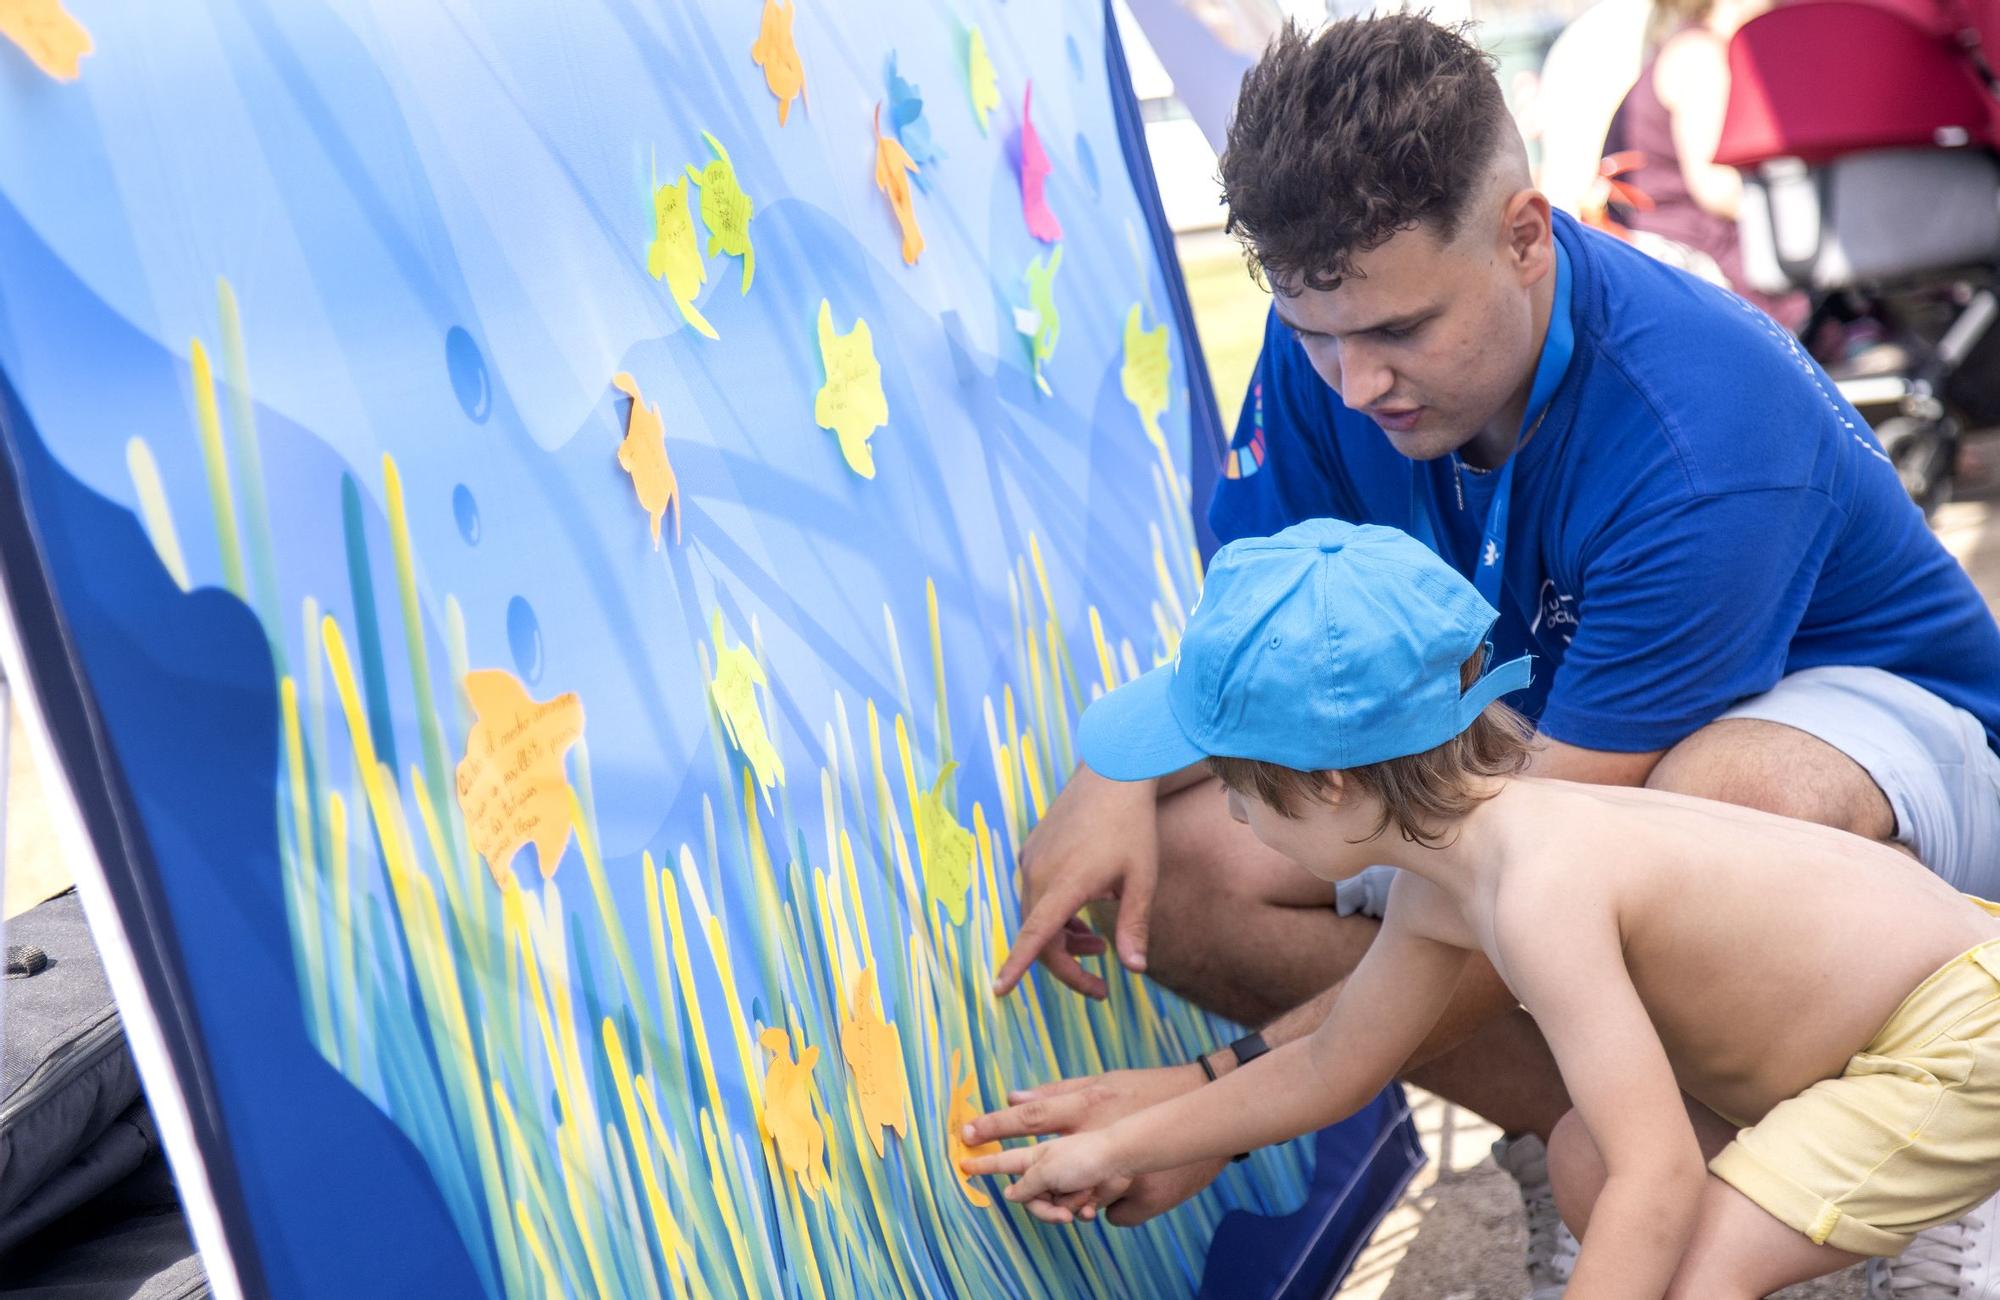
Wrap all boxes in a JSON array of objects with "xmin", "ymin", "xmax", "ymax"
[
  {"xmin": 965, "ymin": 1091, "xmax": 1086, "ymax": 1144},
  {"xmin": 1024, "ymin": 1197, "xmax": 1074, "ymax": 1225},
  {"xmin": 959, "ymin": 1147, "xmax": 1035, "ymax": 1177}
]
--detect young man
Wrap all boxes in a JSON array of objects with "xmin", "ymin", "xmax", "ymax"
[
  {"xmin": 965, "ymin": 520, "xmax": 2000, "ymax": 1298},
  {"xmin": 980, "ymin": 14, "xmax": 2000, "ymax": 1291}
]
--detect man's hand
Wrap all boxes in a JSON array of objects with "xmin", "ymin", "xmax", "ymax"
[
  {"xmin": 994, "ymin": 765, "xmax": 1161, "ymax": 998},
  {"xmin": 962, "ymin": 1065, "xmax": 1228, "ymax": 1226}
]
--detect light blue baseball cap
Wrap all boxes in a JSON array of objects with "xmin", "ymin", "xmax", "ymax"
[{"xmin": 1079, "ymin": 519, "xmax": 1533, "ymax": 779}]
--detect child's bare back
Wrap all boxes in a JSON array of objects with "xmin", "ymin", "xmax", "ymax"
[{"xmin": 1469, "ymin": 777, "xmax": 2000, "ymax": 1127}]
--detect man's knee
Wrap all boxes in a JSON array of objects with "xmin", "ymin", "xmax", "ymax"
[
  {"xmin": 1546, "ymin": 1109, "xmax": 1603, "ymax": 1238},
  {"xmin": 1646, "ymin": 718, "xmax": 1895, "ymax": 840}
]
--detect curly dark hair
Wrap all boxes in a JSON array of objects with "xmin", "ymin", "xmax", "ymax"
[{"xmin": 1219, "ymin": 14, "xmax": 1510, "ymax": 293}]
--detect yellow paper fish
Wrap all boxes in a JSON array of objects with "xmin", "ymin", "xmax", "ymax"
[
  {"xmin": 0, "ymin": 0, "xmax": 91, "ymax": 82},
  {"xmin": 686, "ymin": 132, "xmax": 756, "ymax": 293},
  {"xmin": 947, "ymin": 1049, "xmax": 1002, "ymax": 1207},
  {"xmin": 872, "ymin": 104, "xmax": 925, "ymax": 267},
  {"xmin": 454, "ymin": 670, "xmax": 585, "ymax": 883},
  {"xmin": 760, "ymin": 1027, "xmax": 827, "ymax": 1198},
  {"xmin": 1121, "ymin": 303, "xmax": 1172, "ymax": 454},
  {"xmin": 611, "ymin": 372, "xmax": 681, "ymax": 548},
  {"xmin": 917, "ymin": 763, "xmax": 975, "ymax": 925},
  {"xmin": 709, "ymin": 611, "xmax": 785, "ymax": 802},
  {"xmin": 840, "ymin": 968, "xmax": 910, "ymax": 1158},
  {"xmin": 1021, "ymin": 246, "xmax": 1063, "ymax": 395},
  {"xmin": 646, "ymin": 169, "xmax": 718, "ymax": 340},
  {"xmin": 750, "ymin": 0, "xmax": 806, "ymax": 127},
  {"xmin": 813, "ymin": 299, "xmax": 889, "ymax": 478},
  {"xmin": 966, "ymin": 25, "xmax": 999, "ymax": 135}
]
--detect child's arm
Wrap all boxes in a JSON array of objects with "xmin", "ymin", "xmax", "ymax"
[
  {"xmin": 963, "ymin": 873, "xmax": 1471, "ymax": 1212},
  {"xmin": 1497, "ymin": 880, "xmax": 1706, "ymax": 1299}
]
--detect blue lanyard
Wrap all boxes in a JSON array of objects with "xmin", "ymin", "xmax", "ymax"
[{"xmin": 1408, "ymin": 239, "xmax": 1574, "ymax": 610}]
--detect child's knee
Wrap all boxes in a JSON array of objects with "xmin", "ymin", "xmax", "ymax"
[{"xmin": 1546, "ymin": 1109, "xmax": 1605, "ymax": 1237}]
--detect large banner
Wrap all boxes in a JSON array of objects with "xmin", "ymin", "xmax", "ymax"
[{"xmin": 0, "ymin": 2, "xmax": 1417, "ymax": 1294}]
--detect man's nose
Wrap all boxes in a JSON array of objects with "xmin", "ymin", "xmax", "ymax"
[{"xmin": 1339, "ymin": 342, "xmax": 1395, "ymax": 411}]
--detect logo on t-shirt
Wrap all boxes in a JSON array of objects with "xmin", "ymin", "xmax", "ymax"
[
  {"xmin": 1225, "ymin": 382, "xmax": 1267, "ymax": 480},
  {"xmin": 1531, "ymin": 578, "xmax": 1577, "ymax": 646}
]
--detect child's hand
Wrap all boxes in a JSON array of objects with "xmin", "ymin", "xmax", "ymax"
[{"xmin": 960, "ymin": 1131, "xmax": 1131, "ymax": 1223}]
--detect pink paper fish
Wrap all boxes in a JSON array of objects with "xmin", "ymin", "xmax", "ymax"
[{"xmin": 1020, "ymin": 80, "xmax": 1061, "ymax": 244}]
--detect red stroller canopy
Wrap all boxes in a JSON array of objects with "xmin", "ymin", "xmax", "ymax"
[{"xmin": 1717, "ymin": 0, "xmax": 2000, "ymax": 166}]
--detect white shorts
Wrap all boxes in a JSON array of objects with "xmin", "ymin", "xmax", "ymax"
[{"xmin": 1335, "ymin": 665, "xmax": 2000, "ymax": 916}]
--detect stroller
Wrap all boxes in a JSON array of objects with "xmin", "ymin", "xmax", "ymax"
[{"xmin": 1718, "ymin": 0, "xmax": 2000, "ymax": 513}]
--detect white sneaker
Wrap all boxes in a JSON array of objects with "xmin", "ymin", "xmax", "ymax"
[
  {"xmin": 1493, "ymin": 1133, "xmax": 1579, "ymax": 1300},
  {"xmin": 1867, "ymin": 1193, "xmax": 2000, "ymax": 1297}
]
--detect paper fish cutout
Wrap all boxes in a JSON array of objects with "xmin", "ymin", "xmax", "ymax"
[
  {"xmin": 1020, "ymin": 81, "xmax": 1062, "ymax": 243},
  {"xmin": 966, "ymin": 25, "xmax": 1000, "ymax": 135},
  {"xmin": 886, "ymin": 52, "xmax": 943, "ymax": 192},
  {"xmin": 0, "ymin": 0, "xmax": 91, "ymax": 81},
  {"xmin": 750, "ymin": 0, "xmax": 806, "ymax": 126},
  {"xmin": 687, "ymin": 132, "xmax": 755, "ymax": 293},
  {"xmin": 1017, "ymin": 246, "xmax": 1063, "ymax": 396},
  {"xmin": 760, "ymin": 1027, "xmax": 827, "ymax": 1198},
  {"xmin": 917, "ymin": 762, "xmax": 975, "ymax": 925},
  {"xmin": 611, "ymin": 372, "xmax": 681, "ymax": 548},
  {"xmin": 709, "ymin": 611, "xmax": 785, "ymax": 801},
  {"xmin": 872, "ymin": 104, "xmax": 925, "ymax": 267},
  {"xmin": 455, "ymin": 670, "xmax": 585, "ymax": 883},
  {"xmin": 646, "ymin": 169, "xmax": 718, "ymax": 340},
  {"xmin": 813, "ymin": 300, "xmax": 889, "ymax": 478},
  {"xmin": 840, "ymin": 968, "xmax": 910, "ymax": 1158},
  {"xmin": 1121, "ymin": 303, "xmax": 1172, "ymax": 454},
  {"xmin": 947, "ymin": 1049, "xmax": 1002, "ymax": 1207}
]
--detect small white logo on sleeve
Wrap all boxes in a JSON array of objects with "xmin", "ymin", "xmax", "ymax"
[
  {"xmin": 1482, "ymin": 540, "xmax": 1500, "ymax": 568},
  {"xmin": 1531, "ymin": 578, "xmax": 1577, "ymax": 646}
]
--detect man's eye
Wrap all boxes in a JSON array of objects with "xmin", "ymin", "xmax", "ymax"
[{"xmin": 1377, "ymin": 324, "xmax": 1415, "ymax": 341}]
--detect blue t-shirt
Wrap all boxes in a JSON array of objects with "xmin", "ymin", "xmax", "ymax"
[{"xmin": 1208, "ymin": 210, "xmax": 2000, "ymax": 754}]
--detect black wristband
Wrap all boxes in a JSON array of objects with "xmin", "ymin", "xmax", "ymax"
[
  {"xmin": 1228, "ymin": 1031, "xmax": 1271, "ymax": 1069},
  {"xmin": 1195, "ymin": 1051, "xmax": 1218, "ymax": 1083}
]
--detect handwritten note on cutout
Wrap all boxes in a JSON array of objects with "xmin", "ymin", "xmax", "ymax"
[
  {"xmin": 1019, "ymin": 80, "xmax": 1062, "ymax": 243},
  {"xmin": 687, "ymin": 132, "xmax": 755, "ymax": 293},
  {"xmin": 872, "ymin": 104, "xmax": 925, "ymax": 267},
  {"xmin": 813, "ymin": 300, "xmax": 889, "ymax": 478},
  {"xmin": 917, "ymin": 763, "xmax": 975, "ymax": 925},
  {"xmin": 840, "ymin": 968, "xmax": 910, "ymax": 1158},
  {"xmin": 455, "ymin": 670, "xmax": 585, "ymax": 883},
  {"xmin": 750, "ymin": 0, "xmax": 805, "ymax": 126},
  {"xmin": 760, "ymin": 1027, "xmax": 827, "ymax": 1199},
  {"xmin": 947, "ymin": 1049, "xmax": 1002, "ymax": 1207},
  {"xmin": 886, "ymin": 52, "xmax": 943, "ymax": 191},
  {"xmin": 709, "ymin": 611, "xmax": 785, "ymax": 802},
  {"xmin": 0, "ymin": 0, "xmax": 91, "ymax": 81},
  {"xmin": 1121, "ymin": 304, "xmax": 1171, "ymax": 453},
  {"xmin": 611, "ymin": 372, "xmax": 681, "ymax": 548},
  {"xmin": 646, "ymin": 169, "xmax": 718, "ymax": 340},
  {"xmin": 1018, "ymin": 247, "xmax": 1063, "ymax": 396},
  {"xmin": 966, "ymin": 25, "xmax": 1000, "ymax": 135}
]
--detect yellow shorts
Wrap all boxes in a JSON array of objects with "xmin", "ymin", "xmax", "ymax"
[{"xmin": 1711, "ymin": 921, "xmax": 2000, "ymax": 1256}]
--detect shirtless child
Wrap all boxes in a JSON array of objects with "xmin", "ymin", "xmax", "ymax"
[{"xmin": 960, "ymin": 519, "xmax": 2000, "ymax": 1298}]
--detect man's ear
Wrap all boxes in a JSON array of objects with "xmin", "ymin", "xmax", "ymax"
[
  {"xmin": 1317, "ymin": 769, "xmax": 1347, "ymax": 806},
  {"xmin": 1500, "ymin": 188, "xmax": 1554, "ymax": 288}
]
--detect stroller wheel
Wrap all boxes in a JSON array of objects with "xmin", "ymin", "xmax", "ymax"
[{"xmin": 1876, "ymin": 416, "xmax": 1958, "ymax": 518}]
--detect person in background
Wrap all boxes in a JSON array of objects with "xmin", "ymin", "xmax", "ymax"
[{"xmin": 1600, "ymin": 0, "xmax": 1806, "ymax": 327}]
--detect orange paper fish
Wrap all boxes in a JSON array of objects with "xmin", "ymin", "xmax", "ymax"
[
  {"xmin": 0, "ymin": 0, "xmax": 91, "ymax": 82},
  {"xmin": 840, "ymin": 968, "xmax": 910, "ymax": 1158},
  {"xmin": 611, "ymin": 372, "xmax": 681, "ymax": 547},
  {"xmin": 454, "ymin": 670, "xmax": 585, "ymax": 883},
  {"xmin": 760, "ymin": 1026, "xmax": 827, "ymax": 1197},
  {"xmin": 946, "ymin": 1048, "xmax": 1002, "ymax": 1207},
  {"xmin": 750, "ymin": 0, "xmax": 806, "ymax": 126},
  {"xmin": 872, "ymin": 103, "xmax": 924, "ymax": 266}
]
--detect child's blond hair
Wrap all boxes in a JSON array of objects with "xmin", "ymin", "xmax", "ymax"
[{"xmin": 1206, "ymin": 650, "xmax": 1536, "ymax": 847}]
